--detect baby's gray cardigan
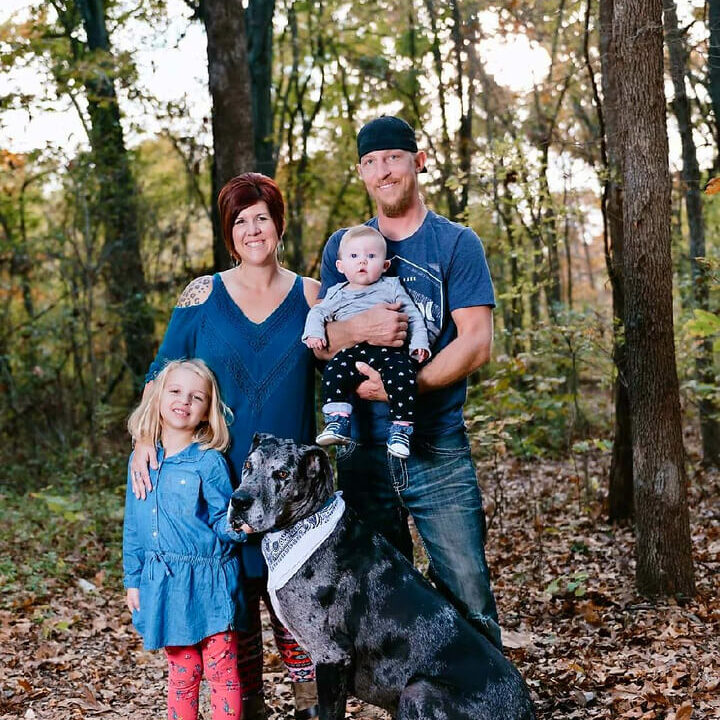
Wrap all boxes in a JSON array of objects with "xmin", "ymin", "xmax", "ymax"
[{"xmin": 303, "ymin": 276, "xmax": 430, "ymax": 355}]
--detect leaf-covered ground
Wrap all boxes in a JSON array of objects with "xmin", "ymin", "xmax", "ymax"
[{"xmin": 1, "ymin": 445, "xmax": 717, "ymax": 720}]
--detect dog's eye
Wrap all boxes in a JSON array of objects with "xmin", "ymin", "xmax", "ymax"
[
  {"xmin": 244, "ymin": 461, "xmax": 252, "ymax": 471},
  {"xmin": 277, "ymin": 470, "xmax": 289, "ymax": 479}
]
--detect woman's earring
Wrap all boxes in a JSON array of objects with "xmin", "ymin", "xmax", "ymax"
[{"xmin": 277, "ymin": 239, "xmax": 285, "ymax": 265}]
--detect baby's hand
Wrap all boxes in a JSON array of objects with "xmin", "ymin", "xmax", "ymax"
[
  {"xmin": 126, "ymin": 588, "xmax": 140, "ymax": 612},
  {"xmin": 305, "ymin": 336, "xmax": 327, "ymax": 350},
  {"xmin": 412, "ymin": 348, "xmax": 430, "ymax": 363}
]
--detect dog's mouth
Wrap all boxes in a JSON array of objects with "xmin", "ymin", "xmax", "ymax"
[{"xmin": 229, "ymin": 515, "xmax": 257, "ymax": 535}]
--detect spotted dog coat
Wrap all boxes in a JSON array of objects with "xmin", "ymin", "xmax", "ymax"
[{"xmin": 229, "ymin": 434, "xmax": 535, "ymax": 720}]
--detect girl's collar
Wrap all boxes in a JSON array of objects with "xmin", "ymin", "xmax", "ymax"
[{"xmin": 156, "ymin": 441, "xmax": 201, "ymax": 462}]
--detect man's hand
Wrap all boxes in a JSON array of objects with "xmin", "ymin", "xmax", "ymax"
[
  {"xmin": 130, "ymin": 439, "xmax": 158, "ymax": 500},
  {"xmin": 126, "ymin": 588, "xmax": 140, "ymax": 612},
  {"xmin": 355, "ymin": 362, "xmax": 389, "ymax": 402},
  {"xmin": 321, "ymin": 302, "xmax": 410, "ymax": 360},
  {"xmin": 304, "ymin": 336, "xmax": 327, "ymax": 350},
  {"xmin": 361, "ymin": 303, "xmax": 409, "ymax": 347}
]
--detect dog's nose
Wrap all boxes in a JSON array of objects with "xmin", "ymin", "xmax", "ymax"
[{"xmin": 231, "ymin": 491, "xmax": 254, "ymax": 512}]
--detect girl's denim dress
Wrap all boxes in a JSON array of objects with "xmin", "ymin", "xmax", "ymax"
[{"xmin": 123, "ymin": 443, "xmax": 246, "ymax": 650}]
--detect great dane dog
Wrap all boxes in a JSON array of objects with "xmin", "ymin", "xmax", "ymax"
[{"xmin": 228, "ymin": 434, "xmax": 535, "ymax": 720}]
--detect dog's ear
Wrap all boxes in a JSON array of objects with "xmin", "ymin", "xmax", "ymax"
[
  {"xmin": 251, "ymin": 432, "xmax": 272, "ymax": 450},
  {"xmin": 299, "ymin": 446, "xmax": 334, "ymax": 488}
]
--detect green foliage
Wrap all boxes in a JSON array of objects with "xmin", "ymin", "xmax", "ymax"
[
  {"xmin": 676, "ymin": 305, "xmax": 720, "ymax": 424},
  {"xmin": 685, "ymin": 309, "xmax": 720, "ymax": 351},
  {"xmin": 545, "ymin": 571, "xmax": 589, "ymax": 598},
  {"xmin": 1, "ymin": 0, "xmax": 715, "ymax": 469},
  {"xmin": 0, "ymin": 443, "xmax": 127, "ymax": 609},
  {"xmin": 134, "ymin": 134, "xmax": 214, "ymax": 282},
  {"xmin": 467, "ymin": 311, "xmax": 613, "ymax": 458},
  {"xmin": 571, "ymin": 438, "xmax": 612, "ymax": 454}
]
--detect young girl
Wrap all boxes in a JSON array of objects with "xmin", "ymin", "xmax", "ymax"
[{"xmin": 123, "ymin": 359, "xmax": 246, "ymax": 720}]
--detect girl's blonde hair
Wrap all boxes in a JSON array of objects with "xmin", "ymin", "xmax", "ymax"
[{"xmin": 128, "ymin": 359, "xmax": 231, "ymax": 452}]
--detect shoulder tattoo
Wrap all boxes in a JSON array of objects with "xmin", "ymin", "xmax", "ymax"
[{"xmin": 176, "ymin": 276, "xmax": 212, "ymax": 308}]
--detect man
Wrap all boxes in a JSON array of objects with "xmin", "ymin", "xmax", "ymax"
[{"xmin": 316, "ymin": 115, "xmax": 501, "ymax": 649}]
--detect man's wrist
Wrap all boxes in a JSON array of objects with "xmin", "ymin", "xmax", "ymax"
[
  {"xmin": 328, "ymin": 316, "xmax": 362, "ymax": 351},
  {"xmin": 342, "ymin": 315, "xmax": 362, "ymax": 345}
]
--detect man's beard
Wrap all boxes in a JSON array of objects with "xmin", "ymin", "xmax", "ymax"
[
  {"xmin": 377, "ymin": 181, "xmax": 413, "ymax": 218},
  {"xmin": 378, "ymin": 189, "xmax": 413, "ymax": 218}
]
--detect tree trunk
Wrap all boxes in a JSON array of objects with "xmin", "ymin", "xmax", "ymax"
[
  {"xmin": 504, "ymin": 185, "xmax": 523, "ymax": 355},
  {"xmin": 199, "ymin": 0, "xmax": 256, "ymax": 271},
  {"xmin": 613, "ymin": 0, "xmax": 695, "ymax": 596},
  {"xmin": 282, "ymin": 0, "xmax": 325, "ymax": 274},
  {"xmin": 708, "ymin": 0, "xmax": 720, "ymax": 168},
  {"xmin": 664, "ymin": 0, "xmax": 719, "ymax": 467},
  {"xmin": 562, "ymin": 182, "xmax": 573, "ymax": 309},
  {"xmin": 529, "ymin": 231, "xmax": 542, "ymax": 331},
  {"xmin": 599, "ymin": 0, "xmax": 634, "ymax": 521},
  {"xmin": 494, "ymin": 173, "xmax": 524, "ymax": 356},
  {"xmin": 424, "ymin": 0, "xmax": 460, "ymax": 220},
  {"xmin": 75, "ymin": 0, "xmax": 154, "ymax": 393},
  {"xmin": 246, "ymin": 0, "xmax": 276, "ymax": 177},
  {"xmin": 450, "ymin": 0, "xmax": 473, "ymax": 218},
  {"xmin": 539, "ymin": 147, "xmax": 562, "ymax": 317}
]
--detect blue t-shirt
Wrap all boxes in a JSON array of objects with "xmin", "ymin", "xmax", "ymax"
[{"xmin": 319, "ymin": 211, "xmax": 495, "ymax": 441}]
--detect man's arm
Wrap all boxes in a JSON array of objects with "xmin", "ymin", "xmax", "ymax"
[
  {"xmin": 417, "ymin": 305, "xmax": 492, "ymax": 392},
  {"xmin": 313, "ymin": 303, "xmax": 409, "ymax": 360},
  {"xmin": 354, "ymin": 305, "xmax": 492, "ymax": 401}
]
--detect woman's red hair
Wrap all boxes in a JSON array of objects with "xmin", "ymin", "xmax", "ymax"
[{"xmin": 217, "ymin": 173, "xmax": 286, "ymax": 262}]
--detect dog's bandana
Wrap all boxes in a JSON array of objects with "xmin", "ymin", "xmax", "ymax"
[{"xmin": 262, "ymin": 492, "xmax": 345, "ymax": 631}]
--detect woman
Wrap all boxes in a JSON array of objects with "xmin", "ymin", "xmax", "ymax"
[{"xmin": 130, "ymin": 173, "xmax": 320, "ymax": 720}]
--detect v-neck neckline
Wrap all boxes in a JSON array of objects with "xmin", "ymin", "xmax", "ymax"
[{"xmin": 214, "ymin": 272, "xmax": 301, "ymax": 328}]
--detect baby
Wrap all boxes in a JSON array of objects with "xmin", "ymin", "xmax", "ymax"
[{"xmin": 303, "ymin": 225, "xmax": 430, "ymax": 458}]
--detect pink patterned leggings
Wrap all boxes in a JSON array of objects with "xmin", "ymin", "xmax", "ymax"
[{"xmin": 166, "ymin": 631, "xmax": 241, "ymax": 720}]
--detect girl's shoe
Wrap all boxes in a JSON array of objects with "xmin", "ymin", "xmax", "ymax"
[
  {"xmin": 316, "ymin": 414, "xmax": 351, "ymax": 446},
  {"xmin": 387, "ymin": 423, "xmax": 413, "ymax": 458}
]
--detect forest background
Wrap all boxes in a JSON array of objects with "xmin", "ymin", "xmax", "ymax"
[{"xmin": 0, "ymin": 0, "xmax": 718, "ymax": 718}]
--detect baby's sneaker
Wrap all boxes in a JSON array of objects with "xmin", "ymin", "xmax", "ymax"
[
  {"xmin": 387, "ymin": 423, "xmax": 413, "ymax": 459},
  {"xmin": 316, "ymin": 414, "xmax": 352, "ymax": 446}
]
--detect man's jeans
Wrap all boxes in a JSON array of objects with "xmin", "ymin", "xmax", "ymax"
[{"xmin": 336, "ymin": 429, "xmax": 502, "ymax": 649}]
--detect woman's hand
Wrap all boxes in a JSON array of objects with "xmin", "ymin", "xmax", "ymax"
[
  {"xmin": 412, "ymin": 348, "xmax": 430, "ymax": 363},
  {"xmin": 126, "ymin": 588, "xmax": 140, "ymax": 612},
  {"xmin": 130, "ymin": 439, "xmax": 157, "ymax": 500}
]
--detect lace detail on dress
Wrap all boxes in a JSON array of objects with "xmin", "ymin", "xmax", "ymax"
[
  {"xmin": 202, "ymin": 312, "xmax": 307, "ymax": 414},
  {"xmin": 213, "ymin": 274, "xmax": 302, "ymax": 353}
]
